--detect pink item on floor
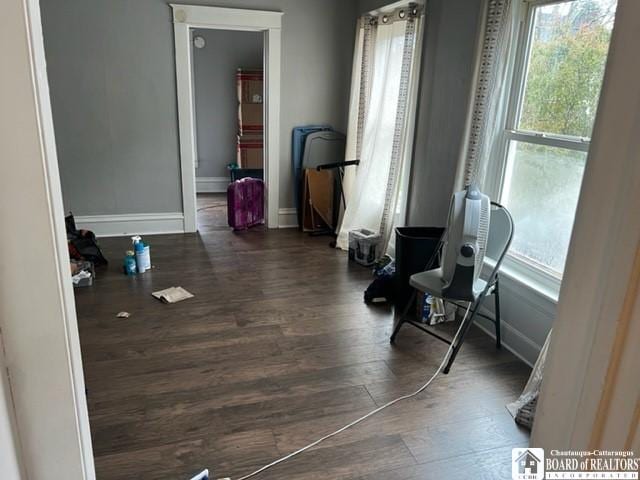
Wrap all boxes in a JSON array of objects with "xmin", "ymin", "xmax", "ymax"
[{"xmin": 227, "ymin": 177, "xmax": 265, "ymax": 230}]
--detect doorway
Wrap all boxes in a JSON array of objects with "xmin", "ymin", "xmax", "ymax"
[
  {"xmin": 172, "ymin": 5, "xmax": 283, "ymax": 232},
  {"xmin": 190, "ymin": 28, "xmax": 264, "ymax": 231}
]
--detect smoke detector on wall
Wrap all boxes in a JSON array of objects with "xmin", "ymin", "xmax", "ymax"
[{"xmin": 193, "ymin": 35, "xmax": 206, "ymax": 49}]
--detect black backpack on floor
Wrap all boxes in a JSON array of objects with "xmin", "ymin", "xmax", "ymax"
[{"xmin": 65, "ymin": 213, "xmax": 108, "ymax": 266}]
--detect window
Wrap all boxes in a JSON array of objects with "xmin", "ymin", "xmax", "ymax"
[{"xmin": 493, "ymin": 0, "xmax": 617, "ymax": 282}]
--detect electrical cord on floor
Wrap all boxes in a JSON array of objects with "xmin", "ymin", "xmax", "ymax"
[{"xmin": 219, "ymin": 303, "xmax": 473, "ymax": 480}]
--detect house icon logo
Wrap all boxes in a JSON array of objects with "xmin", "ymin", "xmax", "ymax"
[{"xmin": 512, "ymin": 448, "xmax": 544, "ymax": 480}]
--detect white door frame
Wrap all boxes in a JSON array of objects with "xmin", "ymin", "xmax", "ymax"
[
  {"xmin": 531, "ymin": 0, "xmax": 640, "ymax": 450},
  {"xmin": 2, "ymin": 0, "xmax": 95, "ymax": 478},
  {"xmin": 171, "ymin": 4, "xmax": 283, "ymax": 231}
]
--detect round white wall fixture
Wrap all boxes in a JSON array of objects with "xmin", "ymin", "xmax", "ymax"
[{"xmin": 193, "ymin": 35, "xmax": 206, "ymax": 49}]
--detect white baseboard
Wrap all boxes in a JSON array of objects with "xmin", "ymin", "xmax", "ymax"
[
  {"xmin": 278, "ymin": 208, "xmax": 298, "ymax": 228},
  {"xmin": 474, "ymin": 315, "xmax": 539, "ymax": 368},
  {"xmin": 74, "ymin": 212, "xmax": 185, "ymax": 238},
  {"xmin": 468, "ymin": 263, "xmax": 555, "ymax": 366},
  {"xmin": 196, "ymin": 176, "xmax": 229, "ymax": 193}
]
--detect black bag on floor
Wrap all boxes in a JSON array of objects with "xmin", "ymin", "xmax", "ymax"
[
  {"xmin": 364, "ymin": 275, "xmax": 395, "ymax": 304},
  {"xmin": 364, "ymin": 259, "xmax": 395, "ymax": 304},
  {"xmin": 65, "ymin": 213, "xmax": 108, "ymax": 265}
]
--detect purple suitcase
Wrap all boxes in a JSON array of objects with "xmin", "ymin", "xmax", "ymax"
[{"xmin": 227, "ymin": 178, "xmax": 265, "ymax": 230}]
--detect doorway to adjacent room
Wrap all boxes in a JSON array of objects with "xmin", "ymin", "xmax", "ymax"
[
  {"xmin": 172, "ymin": 5, "xmax": 282, "ymax": 231},
  {"xmin": 190, "ymin": 28, "xmax": 264, "ymax": 231}
]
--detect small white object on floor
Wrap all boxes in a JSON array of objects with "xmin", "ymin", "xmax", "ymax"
[
  {"xmin": 189, "ymin": 469, "xmax": 208, "ymax": 480},
  {"xmin": 152, "ymin": 286, "xmax": 194, "ymax": 304},
  {"xmin": 116, "ymin": 311, "xmax": 130, "ymax": 318},
  {"xmin": 72, "ymin": 270, "xmax": 91, "ymax": 284}
]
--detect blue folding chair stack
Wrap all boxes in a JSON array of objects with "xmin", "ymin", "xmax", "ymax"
[{"xmin": 292, "ymin": 125, "xmax": 332, "ymax": 224}]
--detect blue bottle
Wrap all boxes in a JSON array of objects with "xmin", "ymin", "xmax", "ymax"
[{"xmin": 123, "ymin": 250, "xmax": 137, "ymax": 275}]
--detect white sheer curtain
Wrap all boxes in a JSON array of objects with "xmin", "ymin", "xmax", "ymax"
[
  {"xmin": 337, "ymin": 7, "xmax": 423, "ymax": 255},
  {"xmin": 455, "ymin": 0, "xmax": 517, "ymax": 189},
  {"xmin": 340, "ymin": 17, "xmax": 368, "ymax": 213}
]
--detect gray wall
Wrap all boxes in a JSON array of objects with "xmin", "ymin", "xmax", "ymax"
[
  {"xmin": 406, "ymin": 0, "xmax": 483, "ymax": 226},
  {"xmin": 40, "ymin": 0, "xmax": 357, "ymax": 215},
  {"xmin": 40, "ymin": 1, "xmax": 183, "ymax": 215},
  {"xmin": 192, "ymin": 29, "xmax": 263, "ymax": 179},
  {"xmin": 357, "ymin": 0, "xmax": 394, "ymax": 13}
]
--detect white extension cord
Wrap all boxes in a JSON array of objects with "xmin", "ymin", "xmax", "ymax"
[{"xmin": 215, "ymin": 303, "xmax": 472, "ymax": 480}]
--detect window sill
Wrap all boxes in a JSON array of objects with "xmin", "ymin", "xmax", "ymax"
[{"xmin": 485, "ymin": 256, "xmax": 560, "ymax": 305}]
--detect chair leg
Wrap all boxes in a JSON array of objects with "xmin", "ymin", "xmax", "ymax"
[
  {"xmin": 390, "ymin": 318, "xmax": 404, "ymax": 343},
  {"xmin": 494, "ymin": 277, "xmax": 502, "ymax": 350},
  {"xmin": 390, "ymin": 290, "xmax": 417, "ymax": 343},
  {"xmin": 443, "ymin": 295, "xmax": 486, "ymax": 374}
]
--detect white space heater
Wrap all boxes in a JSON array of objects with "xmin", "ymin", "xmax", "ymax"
[{"xmin": 440, "ymin": 184, "xmax": 491, "ymax": 302}]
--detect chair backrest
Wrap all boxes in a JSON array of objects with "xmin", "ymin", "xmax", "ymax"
[
  {"xmin": 485, "ymin": 202, "xmax": 514, "ymax": 278},
  {"xmin": 302, "ymin": 131, "xmax": 346, "ymax": 169}
]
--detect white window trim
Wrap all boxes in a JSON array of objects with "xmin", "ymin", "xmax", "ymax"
[{"xmin": 485, "ymin": 0, "xmax": 601, "ymax": 298}]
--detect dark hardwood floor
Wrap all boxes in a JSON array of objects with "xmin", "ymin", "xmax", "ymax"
[
  {"xmin": 74, "ymin": 205, "xmax": 530, "ymax": 480},
  {"xmin": 196, "ymin": 193, "xmax": 230, "ymax": 232}
]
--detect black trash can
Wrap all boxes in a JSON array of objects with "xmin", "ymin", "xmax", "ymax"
[{"xmin": 394, "ymin": 226, "xmax": 445, "ymax": 312}]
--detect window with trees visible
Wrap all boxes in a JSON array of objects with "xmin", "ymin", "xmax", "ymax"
[{"xmin": 494, "ymin": 0, "xmax": 616, "ymax": 281}]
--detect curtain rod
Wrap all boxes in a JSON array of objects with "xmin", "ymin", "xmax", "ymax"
[
  {"xmin": 366, "ymin": 0, "xmax": 425, "ymax": 15},
  {"xmin": 363, "ymin": 2, "xmax": 423, "ymax": 25}
]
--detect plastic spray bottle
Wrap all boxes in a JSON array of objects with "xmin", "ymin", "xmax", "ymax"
[{"xmin": 131, "ymin": 236, "xmax": 151, "ymax": 273}]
